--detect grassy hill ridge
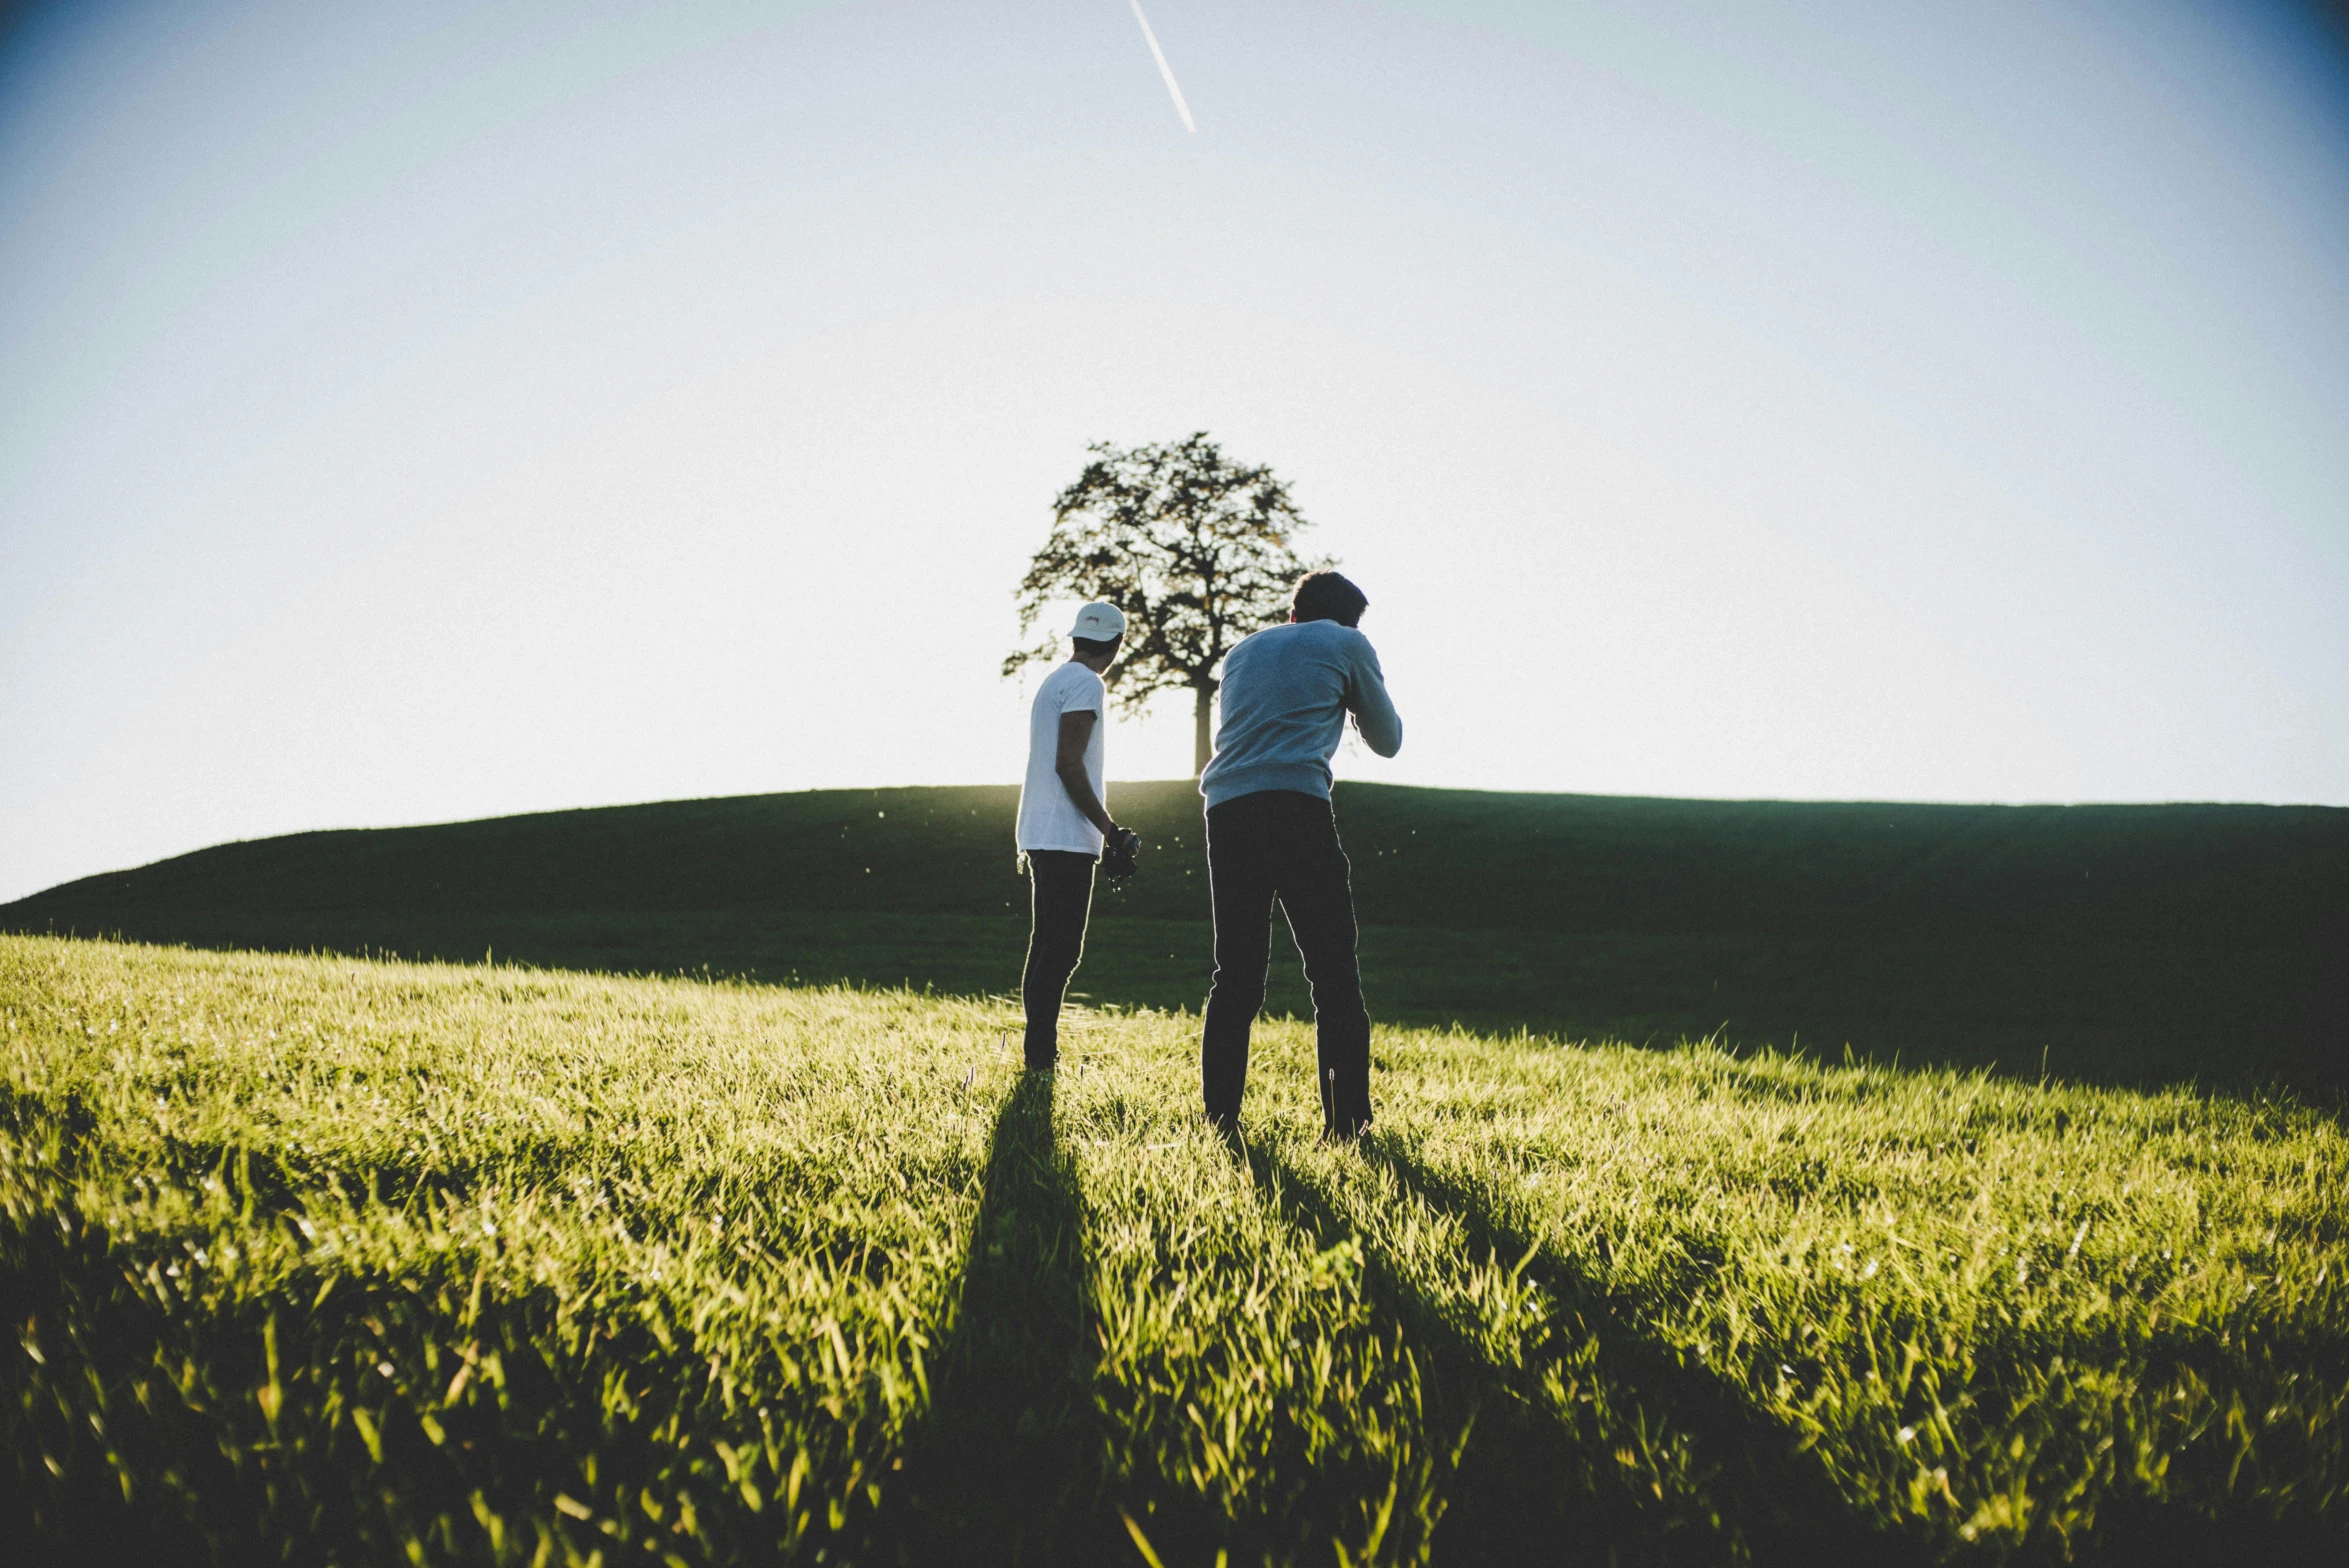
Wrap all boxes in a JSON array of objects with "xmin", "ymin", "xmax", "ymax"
[
  {"xmin": 7, "ymin": 783, "xmax": 2343, "ymax": 1091},
  {"xmin": 10, "ymin": 781, "xmax": 2345, "ymax": 944}
]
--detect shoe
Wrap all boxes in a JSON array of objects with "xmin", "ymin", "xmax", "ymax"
[
  {"xmin": 1319, "ymin": 1067, "xmax": 1372, "ymax": 1141},
  {"xmin": 1205, "ymin": 1110, "xmax": 1246, "ymax": 1159}
]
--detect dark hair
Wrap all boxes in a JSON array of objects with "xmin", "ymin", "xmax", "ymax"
[
  {"xmin": 1291, "ymin": 571, "xmax": 1368, "ymax": 628},
  {"xmin": 1072, "ymin": 634, "xmax": 1122, "ymax": 658}
]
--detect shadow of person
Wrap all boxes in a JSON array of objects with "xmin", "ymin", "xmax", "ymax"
[
  {"xmin": 1361, "ymin": 1133, "xmax": 1887, "ymax": 1567},
  {"xmin": 881, "ymin": 1071, "xmax": 1115, "ymax": 1565},
  {"xmin": 1239, "ymin": 1130, "xmax": 1886, "ymax": 1567}
]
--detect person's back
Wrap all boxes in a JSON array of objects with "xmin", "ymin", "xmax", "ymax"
[
  {"xmin": 1201, "ymin": 619, "xmax": 1402, "ymax": 807},
  {"xmin": 1013, "ymin": 602, "xmax": 1137, "ymax": 1071},
  {"xmin": 1195, "ymin": 572, "xmax": 1401, "ymax": 1140}
]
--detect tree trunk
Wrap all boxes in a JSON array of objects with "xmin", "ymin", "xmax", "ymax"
[{"xmin": 1193, "ymin": 680, "xmax": 1217, "ymax": 778}]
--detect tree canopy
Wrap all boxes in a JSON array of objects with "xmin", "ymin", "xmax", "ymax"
[{"xmin": 1005, "ymin": 433, "xmax": 1329, "ymax": 775}]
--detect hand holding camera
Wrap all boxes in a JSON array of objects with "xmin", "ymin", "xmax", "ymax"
[{"xmin": 1102, "ymin": 826, "xmax": 1142, "ymax": 880}]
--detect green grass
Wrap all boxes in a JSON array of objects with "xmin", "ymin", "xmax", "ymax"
[
  {"xmin": 36, "ymin": 906, "xmax": 2328, "ymax": 1094},
  {"xmin": 6, "ymin": 934, "xmax": 2345, "ymax": 1564},
  {"xmin": 8, "ymin": 782, "xmax": 2342, "ymax": 1093}
]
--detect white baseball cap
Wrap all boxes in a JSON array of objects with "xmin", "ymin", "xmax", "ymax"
[{"xmin": 1070, "ymin": 602, "xmax": 1127, "ymax": 640}]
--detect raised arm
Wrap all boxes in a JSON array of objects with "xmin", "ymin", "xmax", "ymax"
[
  {"xmin": 1054, "ymin": 709, "xmax": 1118, "ymax": 836},
  {"xmin": 1346, "ymin": 638, "xmax": 1403, "ymax": 758}
]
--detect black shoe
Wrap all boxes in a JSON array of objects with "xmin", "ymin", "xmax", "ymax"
[
  {"xmin": 1206, "ymin": 1110, "xmax": 1246, "ymax": 1160},
  {"xmin": 1319, "ymin": 1067, "xmax": 1372, "ymax": 1141}
]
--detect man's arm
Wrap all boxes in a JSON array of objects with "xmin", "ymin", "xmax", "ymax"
[
  {"xmin": 1055, "ymin": 709, "xmax": 1118, "ymax": 836},
  {"xmin": 1346, "ymin": 638, "xmax": 1404, "ymax": 758}
]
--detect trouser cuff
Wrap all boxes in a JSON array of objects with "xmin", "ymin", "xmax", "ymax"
[{"xmin": 1319, "ymin": 1068, "xmax": 1373, "ymax": 1138}]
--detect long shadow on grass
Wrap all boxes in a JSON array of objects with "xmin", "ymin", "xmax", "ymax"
[
  {"xmin": 1243, "ymin": 1131, "xmax": 1893, "ymax": 1568},
  {"xmin": 1353, "ymin": 1137, "xmax": 2349, "ymax": 1568},
  {"xmin": 0, "ymin": 1136, "xmax": 889, "ymax": 1568},
  {"xmin": 880, "ymin": 1072, "xmax": 1123, "ymax": 1566}
]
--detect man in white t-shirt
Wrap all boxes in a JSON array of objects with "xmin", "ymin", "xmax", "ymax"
[{"xmin": 1014, "ymin": 601, "xmax": 1141, "ymax": 1069}]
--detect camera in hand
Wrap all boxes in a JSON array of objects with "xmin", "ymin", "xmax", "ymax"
[{"xmin": 1102, "ymin": 827, "xmax": 1142, "ymax": 880}]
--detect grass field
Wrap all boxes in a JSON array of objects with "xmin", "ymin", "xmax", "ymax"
[
  {"xmin": 6, "ymin": 933, "xmax": 2345, "ymax": 1564},
  {"xmin": 7, "ymin": 782, "xmax": 2343, "ymax": 1093}
]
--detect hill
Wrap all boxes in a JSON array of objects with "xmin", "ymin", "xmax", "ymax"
[{"xmin": 6, "ymin": 783, "xmax": 2344, "ymax": 1089}]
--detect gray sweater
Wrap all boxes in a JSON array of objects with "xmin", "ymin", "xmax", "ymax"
[{"xmin": 1199, "ymin": 620, "xmax": 1403, "ymax": 808}]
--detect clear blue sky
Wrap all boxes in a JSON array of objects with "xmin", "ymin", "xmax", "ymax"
[{"xmin": 4, "ymin": 0, "xmax": 2346, "ymax": 902}]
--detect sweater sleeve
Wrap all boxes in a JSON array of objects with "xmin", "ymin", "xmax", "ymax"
[{"xmin": 1346, "ymin": 635, "xmax": 1404, "ymax": 757}]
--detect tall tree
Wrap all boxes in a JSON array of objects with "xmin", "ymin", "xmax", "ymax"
[{"xmin": 1006, "ymin": 433, "xmax": 1328, "ymax": 777}]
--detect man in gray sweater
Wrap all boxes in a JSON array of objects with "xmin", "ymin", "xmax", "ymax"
[{"xmin": 1197, "ymin": 571, "xmax": 1402, "ymax": 1139}]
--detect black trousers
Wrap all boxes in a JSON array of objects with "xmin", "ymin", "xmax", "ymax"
[
  {"xmin": 1200, "ymin": 790, "xmax": 1372, "ymax": 1132},
  {"xmin": 1021, "ymin": 850, "xmax": 1096, "ymax": 1069}
]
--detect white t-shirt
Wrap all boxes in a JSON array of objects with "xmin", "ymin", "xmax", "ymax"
[{"xmin": 1016, "ymin": 661, "xmax": 1107, "ymax": 854}]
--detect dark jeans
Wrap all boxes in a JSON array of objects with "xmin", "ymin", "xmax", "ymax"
[
  {"xmin": 1021, "ymin": 850, "xmax": 1096, "ymax": 1069},
  {"xmin": 1201, "ymin": 790, "xmax": 1372, "ymax": 1133}
]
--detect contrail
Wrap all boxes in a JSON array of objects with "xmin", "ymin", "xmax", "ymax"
[{"xmin": 1129, "ymin": 0, "xmax": 1197, "ymax": 133}]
